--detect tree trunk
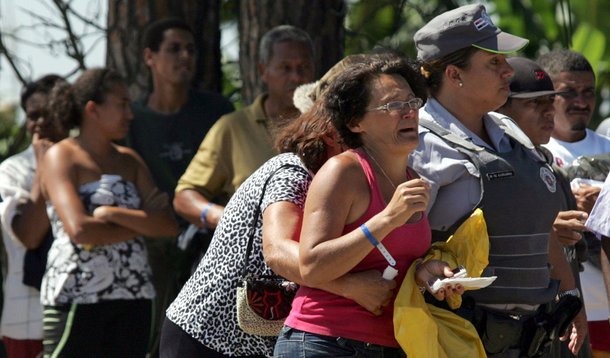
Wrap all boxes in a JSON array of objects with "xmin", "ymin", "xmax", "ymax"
[
  {"xmin": 239, "ymin": 0, "xmax": 346, "ymax": 105},
  {"xmin": 106, "ymin": 0, "xmax": 222, "ymax": 100}
]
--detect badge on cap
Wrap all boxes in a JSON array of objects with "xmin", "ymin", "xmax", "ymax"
[{"xmin": 473, "ymin": 10, "xmax": 493, "ymax": 31}]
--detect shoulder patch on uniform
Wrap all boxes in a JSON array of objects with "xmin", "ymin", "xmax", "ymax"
[{"xmin": 540, "ymin": 166, "xmax": 557, "ymax": 193}]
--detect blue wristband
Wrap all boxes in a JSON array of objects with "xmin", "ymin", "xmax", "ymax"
[
  {"xmin": 201, "ymin": 202, "xmax": 215, "ymax": 227},
  {"xmin": 360, "ymin": 224, "xmax": 379, "ymax": 246},
  {"xmin": 360, "ymin": 223, "xmax": 397, "ymax": 267}
]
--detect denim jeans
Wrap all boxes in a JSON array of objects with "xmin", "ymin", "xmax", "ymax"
[{"xmin": 273, "ymin": 326, "xmax": 406, "ymax": 358}]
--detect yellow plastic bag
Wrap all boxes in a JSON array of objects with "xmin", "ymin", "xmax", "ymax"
[
  {"xmin": 426, "ymin": 208, "xmax": 489, "ymax": 309},
  {"xmin": 394, "ymin": 209, "xmax": 489, "ymax": 358},
  {"xmin": 440, "ymin": 208, "xmax": 489, "ymax": 278}
]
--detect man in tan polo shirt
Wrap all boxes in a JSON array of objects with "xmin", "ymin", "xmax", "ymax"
[{"xmin": 173, "ymin": 25, "xmax": 315, "ymax": 233}]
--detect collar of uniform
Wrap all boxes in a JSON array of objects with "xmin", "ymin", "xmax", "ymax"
[
  {"xmin": 422, "ymin": 98, "xmax": 511, "ymax": 152},
  {"xmin": 251, "ymin": 93, "xmax": 269, "ymax": 124}
]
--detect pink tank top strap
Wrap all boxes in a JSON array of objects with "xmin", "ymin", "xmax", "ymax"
[{"xmin": 351, "ymin": 148, "xmax": 385, "ymax": 211}]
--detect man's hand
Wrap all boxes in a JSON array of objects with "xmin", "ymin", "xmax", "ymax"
[
  {"xmin": 573, "ymin": 185, "xmax": 601, "ymax": 213},
  {"xmin": 553, "ymin": 210, "xmax": 588, "ymax": 246},
  {"xmin": 562, "ymin": 308, "xmax": 588, "ymax": 355}
]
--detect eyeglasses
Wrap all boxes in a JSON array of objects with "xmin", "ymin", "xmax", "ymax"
[{"xmin": 367, "ymin": 98, "xmax": 424, "ymax": 113}]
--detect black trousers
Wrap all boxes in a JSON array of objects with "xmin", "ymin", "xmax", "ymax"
[
  {"xmin": 159, "ymin": 317, "xmax": 266, "ymax": 358},
  {"xmin": 43, "ymin": 299, "xmax": 152, "ymax": 358}
]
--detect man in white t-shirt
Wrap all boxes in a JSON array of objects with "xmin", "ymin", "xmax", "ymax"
[{"xmin": 539, "ymin": 49, "xmax": 610, "ymax": 355}]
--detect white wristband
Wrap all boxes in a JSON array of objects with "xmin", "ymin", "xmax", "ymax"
[{"xmin": 382, "ymin": 266, "xmax": 398, "ymax": 280}]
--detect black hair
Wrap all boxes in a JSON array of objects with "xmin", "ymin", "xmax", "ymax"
[
  {"xmin": 324, "ymin": 54, "xmax": 427, "ymax": 148},
  {"xmin": 20, "ymin": 74, "xmax": 65, "ymax": 111},
  {"xmin": 537, "ymin": 49, "xmax": 595, "ymax": 81},
  {"xmin": 142, "ymin": 17, "xmax": 194, "ymax": 52},
  {"xmin": 48, "ymin": 68, "xmax": 126, "ymax": 128}
]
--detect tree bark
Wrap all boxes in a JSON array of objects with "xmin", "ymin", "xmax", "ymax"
[
  {"xmin": 239, "ymin": 0, "xmax": 346, "ymax": 105},
  {"xmin": 106, "ymin": 0, "xmax": 222, "ymax": 100}
]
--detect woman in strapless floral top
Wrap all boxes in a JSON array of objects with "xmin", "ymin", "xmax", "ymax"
[{"xmin": 39, "ymin": 68, "xmax": 178, "ymax": 357}]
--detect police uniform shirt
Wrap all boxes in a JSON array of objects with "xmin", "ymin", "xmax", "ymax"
[{"xmin": 409, "ymin": 97, "xmax": 513, "ymax": 232}]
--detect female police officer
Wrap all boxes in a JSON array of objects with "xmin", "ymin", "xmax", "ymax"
[{"xmin": 410, "ymin": 4, "xmax": 586, "ymax": 357}]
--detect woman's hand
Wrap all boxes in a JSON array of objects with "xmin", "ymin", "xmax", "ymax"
[
  {"xmin": 342, "ymin": 270, "xmax": 397, "ymax": 316},
  {"xmin": 383, "ymin": 178, "xmax": 430, "ymax": 227},
  {"xmin": 32, "ymin": 132, "xmax": 56, "ymax": 164},
  {"xmin": 415, "ymin": 259, "xmax": 464, "ymax": 300},
  {"xmin": 92, "ymin": 206, "xmax": 113, "ymax": 222}
]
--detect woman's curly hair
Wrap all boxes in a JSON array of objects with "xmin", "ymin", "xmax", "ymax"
[
  {"xmin": 47, "ymin": 68, "xmax": 126, "ymax": 128},
  {"xmin": 323, "ymin": 54, "xmax": 427, "ymax": 149}
]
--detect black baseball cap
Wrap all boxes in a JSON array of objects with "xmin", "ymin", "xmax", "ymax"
[
  {"xmin": 507, "ymin": 57, "xmax": 561, "ymax": 98},
  {"xmin": 414, "ymin": 4, "xmax": 529, "ymax": 62}
]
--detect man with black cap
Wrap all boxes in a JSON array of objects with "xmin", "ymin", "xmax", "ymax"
[
  {"xmin": 497, "ymin": 57, "xmax": 590, "ymax": 358},
  {"xmin": 498, "ymin": 57, "xmax": 562, "ymax": 147}
]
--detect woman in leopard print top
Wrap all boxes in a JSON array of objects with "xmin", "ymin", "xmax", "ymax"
[{"xmin": 161, "ymin": 66, "xmax": 401, "ymax": 356}]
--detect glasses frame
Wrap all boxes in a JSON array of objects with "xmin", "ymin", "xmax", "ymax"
[{"xmin": 367, "ymin": 98, "xmax": 424, "ymax": 113}]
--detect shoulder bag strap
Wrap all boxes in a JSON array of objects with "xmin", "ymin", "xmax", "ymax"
[{"xmin": 240, "ymin": 163, "xmax": 308, "ymax": 279}]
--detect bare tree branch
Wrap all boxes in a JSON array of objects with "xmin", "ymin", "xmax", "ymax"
[
  {"xmin": 65, "ymin": 2, "xmax": 106, "ymax": 32},
  {"xmin": 65, "ymin": 65, "xmax": 82, "ymax": 78},
  {"xmin": 51, "ymin": 0, "xmax": 86, "ymax": 70},
  {"xmin": 0, "ymin": 0, "xmax": 106, "ymax": 90},
  {"xmin": 1, "ymin": 32, "xmax": 56, "ymax": 48},
  {"xmin": 83, "ymin": 34, "xmax": 106, "ymax": 57},
  {"xmin": 0, "ymin": 32, "xmax": 28, "ymax": 86},
  {"xmin": 20, "ymin": 8, "xmax": 59, "ymax": 25}
]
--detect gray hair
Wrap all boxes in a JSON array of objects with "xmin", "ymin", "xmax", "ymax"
[
  {"xmin": 537, "ymin": 49, "xmax": 595, "ymax": 80},
  {"xmin": 259, "ymin": 25, "xmax": 314, "ymax": 65}
]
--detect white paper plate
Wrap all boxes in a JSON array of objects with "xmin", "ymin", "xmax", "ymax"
[{"xmin": 430, "ymin": 276, "xmax": 497, "ymax": 293}]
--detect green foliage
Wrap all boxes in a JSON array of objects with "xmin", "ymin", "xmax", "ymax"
[
  {"xmin": 560, "ymin": 0, "xmax": 610, "ymax": 125},
  {"xmin": 344, "ymin": 0, "xmax": 461, "ymax": 58},
  {"xmin": 220, "ymin": 0, "xmax": 239, "ymax": 22},
  {"xmin": 343, "ymin": 0, "xmax": 610, "ymax": 126},
  {"xmin": 493, "ymin": 0, "xmax": 559, "ymax": 58},
  {"xmin": 0, "ymin": 105, "xmax": 29, "ymax": 162},
  {"xmin": 221, "ymin": 57, "xmax": 243, "ymax": 110},
  {"xmin": 572, "ymin": 23, "xmax": 606, "ymax": 76},
  {"xmin": 220, "ymin": 0, "xmax": 242, "ymax": 108}
]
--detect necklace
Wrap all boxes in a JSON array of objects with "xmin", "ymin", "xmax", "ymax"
[{"xmin": 363, "ymin": 147, "xmax": 397, "ymax": 191}]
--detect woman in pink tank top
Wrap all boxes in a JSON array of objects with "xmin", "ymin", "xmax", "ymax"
[{"xmin": 274, "ymin": 55, "xmax": 464, "ymax": 357}]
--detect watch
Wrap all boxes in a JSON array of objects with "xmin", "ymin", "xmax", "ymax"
[{"xmin": 557, "ymin": 288, "xmax": 581, "ymax": 299}]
